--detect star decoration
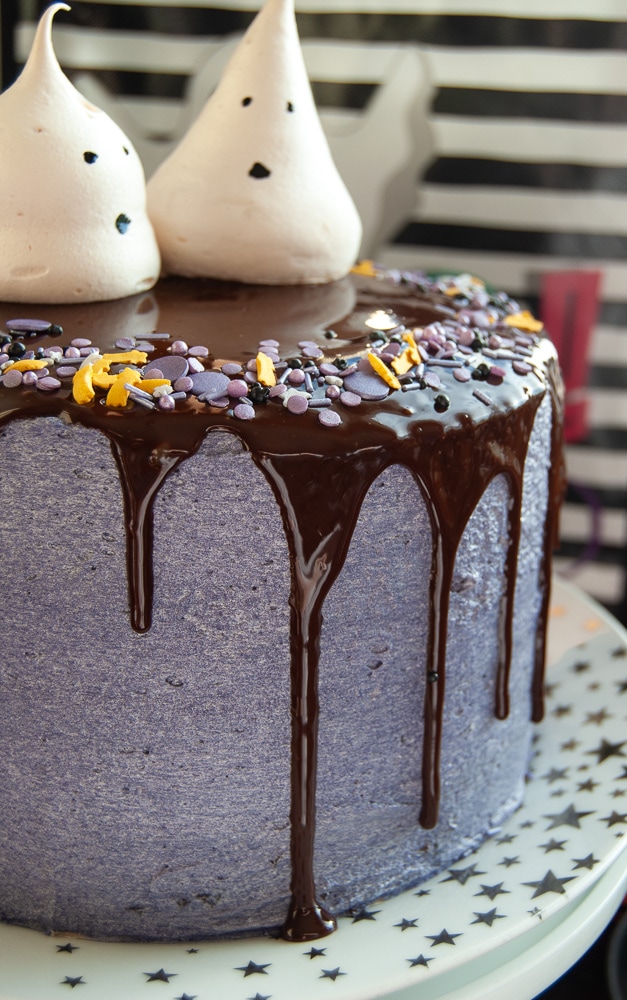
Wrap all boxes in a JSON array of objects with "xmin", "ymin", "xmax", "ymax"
[
  {"xmin": 613, "ymin": 789, "xmax": 626, "ymax": 798},
  {"xmin": 471, "ymin": 908, "xmax": 505, "ymax": 927},
  {"xmin": 528, "ymin": 907, "xmax": 542, "ymax": 918},
  {"xmin": 56, "ymin": 943, "xmax": 79, "ymax": 954},
  {"xmin": 426, "ymin": 928, "xmax": 461, "ymax": 946},
  {"xmin": 540, "ymin": 838, "xmax": 567, "ymax": 853},
  {"xmin": 407, "ymin": 954, "xmax": 433, "ymax": 968},
  {"xmin": 304, "ymin": 947, "xmax": 326, "ymax": 959},
  {"xmin": 572, "ymin": 854, "xmax": 599, "ymax": 871},
  {"xmin": 612, "ymin": 646, "xmax": 627, "ymax": 658},
  {"xmin": 587, "ymin": 739, "xmax": 626, "ymax": 764},
  {"xmin": 542, "ymin": 768, "xmax": 569, "ymax": 784},
  {"xmin": 440, "ymin": 863, "xmax": 485, "ymax": 885},
  {"xmin": 495, "ymin": 833, "xmax": 516, "ymax": 845},
  {"xmin": 395, "ymin": 918, "xmax": 418, "ymax": 931},
  {"xmin": 601, "ymin": 811, "xmax": 627, "ymax": 827},
  {"xmin": 572, "ymin": 660, "xmax": 591, "ymax": 673},
  {"xmin": 499, "ymin": 856, "xmax": 520, "ymax": 868},
  {"xmin": 186, "ymin": 948, "xmax": 199, "ymax": 954},
  {"xmin": 523, "ymin": 869, "xmax": 575, "ymax": 898},
  {"xmin": 552, "ymin": 704, "xmax": 572, "ymax": 717},
  {"xmin": 61, "ymin": 978, "xmax": 85, "ymax": 989},
  {"xmin": 415, "ymin": 889, "xmax": 430, "ymax": 897},
  {"xmin": 561, "ymin": 739, "xmax": 579, "ymax": 751},
  {"xmin": 577, "ymin": 778, "xmax": 598, "ymax": 792},
  {"xmin": 619, "ymin": 767, "xmax": 627, "ymax": 781},
  {"xmin": 475, "ymin": 882, "xmax": 510, "ymax": 901},
  {"xmin": 520, "ymin": 820, "xmax": 535, "ymax": 829},
  {"xmin": 247, "ymin": 995, "xmax": 271, "ymax": 1000},
  {"xmin": 320, "ymin": 968, "xmax": 345, "ymax": 981},
  {"xmin": 544, "ymin": 682, "xmax": 558, "ymax": 698},
  {"xmin": 236, "ymin": 961, "xmax": 271, "ymax": 978},
  {"xmin": 144, "ymin": 969, "xmax": 177, "ymax": 983},
  {"xmin": 350, "ymin": 908, "xmax": 380, "ymax": 922},
  {"xmin": 587, "ymin": 682, "xmax": 601, "ymax": 691},
  {"xmin": 175, "ymin": 995, "xmax": 198, "ymax": 1000},
  {"xmin": 585, "ymin": 709, "xmax": 612, "ymax": 726},
  {"xmin": 543, "ymin": 803, "xmax": 593, "ymax": 829},
  {"xmin": 550, "ymin": 789, "xmax": 567, "ymax": 798}
]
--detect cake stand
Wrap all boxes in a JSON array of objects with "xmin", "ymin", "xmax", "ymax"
[{"xmin": 1, "ymin": 577, "xmax": 626, "ymax": 1000}]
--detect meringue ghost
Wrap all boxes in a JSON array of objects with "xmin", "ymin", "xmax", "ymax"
[
  {"xmin": 0, "ymin": 3, "xmax": 160, "ymax": 303},
  {"xmin": 147, "ymin": 0, "xmax": 362, "ymax": 285}
]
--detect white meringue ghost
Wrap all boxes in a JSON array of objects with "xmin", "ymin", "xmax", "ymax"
[
  {"xmin": 147, "ymin": 0, "xmax": 362, "ymax": 285},
  {"xmin": 0, "ymin": 3, "xmax": 160, "ymax": 303}
]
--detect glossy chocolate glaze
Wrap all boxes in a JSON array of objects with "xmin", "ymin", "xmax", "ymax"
[{"xmin": 0, "ymin": 270, "xmax": 564, "ymax": 941}]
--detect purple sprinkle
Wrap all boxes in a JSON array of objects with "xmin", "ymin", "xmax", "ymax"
[
  {"xmin": 244, "ymin": 371, "xmax": 259, "ymax": 385},
  {"xmin": 318, "ymin": 409, "xmax": 341, "ymax": 427},
  {"xmin": 513, "ymin": 361, "xmax": 532, "ymax": 375},
  {"xmin": 139, "ymin": 332, "xmax": 171, "ymax": 341},
  {"xmin": 36, "ymin": 376, "xmax": 61, "ymax": 392},
  {"xmin": 269, "ymin": 383, "xmax": 287, "ymax": 397},
  {"xmin": 56, "ymin": 366, "xmax": 77, "ymax": 378},
  {"xmin": 64, "ymin": 347, "xmax": 81, "ymax": 359},
  {"xmin": 170, "ymin": 340, "xmax": 188, "ymax": 355},
  {"xmin": 304, "ymin": 372, "xmax": 315, "ymax": 393},
  {"xmin": 302, "ymin": 347, "xmax": 323, "ymax": 360},
  {"xmin": 298, "ymin": 340, "xmax": 320, "ymax": 351},
  {"xmin": 246, "ymin": 359, "xmax": 258, "ymax": 371},
  {"xmin": 339, "ymin": 390, "xmax": 361, "ymax": 408},
  {"xmin": 233, "ymin": 402, "xmax": 255, "ymax": 420},
  {"xmin": 286, "ymin": 393, "xmax": 309, "ymax": 415},
  {"xmin": 158, "ymin": 393, "xmax": 175, "ymax": 410},
  {"xmin": 22, "ymin": 370, "xmax": 39, "ymax": 386},
  {"xmin": 221, "ymin": 362, "xmax": 243, "ymax": 376},
  {"xmin": 287, "ymin": 369, "xmax": 305, "ymax": 386},
  {"xmin": 473, "ymin": 388, "xmax": 492, "ymax": 406},
  {"xmin": 259, "ymin": 339, "xmax": 279, "ymax": 349},
  {"xmin": 154, "ymin": 355, "xmax": 189, "ymax": 382},
  {"xmin": 188, "ymin": 345, "xmax": 209, "ymax": 358},
  {"xmin": 173, "ymin": 376, "xmax": 194, "ymax": 393},
  {"xmin": 487, "ymin": 365, "xmax": 506, "ymax": 385},
  {"xmin": 35, "ymin": 367, "xmax": 50, "ymax": 379},
  {"xmin": 190, "ymin": 371, "xmax": 229, "ymax": 398},
  {"xmin": 202, "ymin": 395, "xmax": 229, "ymax": 408},
  {"xmin": 319, "ymin": 363, "xmax": 339, "ymax": 377},
  {"xmin": 79, "ymin": 346, "xmax": 96, "ymax": 356},
  {"xmin": 307, "ymin": 397, "xmax": 332, "ymax": 408},
  {"xmin": 453, "ymin": 367, "xmax": 471, "ymax": 383},
  {"xmin": 169, "ymin": 391, "xmax": 188, "ymax": 400},
  {"xmin": 340, "ymin": 363, "xmax": 358, "ymax": 377},
  {"xmin": 6, "ymin": 318, "xmax": 52, "ymax": 333},
  {"xmin": 227, "ymin": 379, "xmax": 249, "ymax": 398},
  {"xmin": 457, "ymin": 326, "xmax": 474, "ymax": 347},
  {"xmin": 2, "ymin": 369, "xmax": 23, "ymax": 388},
  {"xmin": 187, "ymin": 357, "xmax": 204, "ymax": 374},
  {"xmin": 423, "ymin": 372, "xmax": 442, "ymax": 390},
  {"xmin": 125, "ymin": 383, "xmax": 153, "ymax": 400},
  {"xmin": 135, "ymin": 341, "xmax": 156, "ymax": 353},
  {"xmin": 71, "ymin": 338, "xmax": 92, "ymax": 349},
  {"xmin": 115, "ymin": 337, "xmax": 136, "ymax": 351},
  {"xmin": 343, "ymin": 369, "xmax": 389, "ymax": 401},
  {"xmin": 426, "ymin": 358, "xmax": 463, "ymax": 368},
  {"xmin": 325, "ymin": 385, "xmax": 341, "ymax": 400},
  {"xmin": 143, "ymin": 367, "xmax": 164, "ymax": 380}
]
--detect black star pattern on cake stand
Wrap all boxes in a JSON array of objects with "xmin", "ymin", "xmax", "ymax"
[
  {"xmin": 247, "ymin": 995, "xmax": 271, "ymax": 1000},
  {"xmin": 572, "ymin": 854, "xmax": 599, "ymax": 871},
  {"xmin": 175, "ymin": 994, "xmax": 198, "ymax": 1000},
  {"xmin": 474, "ymin": 882, "xmax": 510, "ymax": 901},
  {"xmin": 541, "ymin": 767, "xmax": 569, "ymax": 783},
  {"xmin": 540, "ymin": 838, "xmax": 567, "ymax": 853},
  {"xmin": 440, "ymin": 863, "xmax": 486, "ymax": 885},
  {"xmin": 61, "ymin": 976, "xmax": 85, "ymax": 988},
  {"xmin": 349, "ymin": 908, "xmax": 380, "ymax": 923},
  {"xmin": 235, "ymin": 961, "xmax": 271, "ymax": 977},
  {"xmin": 600, "ymin": 810, "xmax": 627, "ymax": 827},
  {"xmin": 425, "ymin": 929, "xmax": 462, "ymax": 946},
  {"xmin": 320, "ymin": 968, "xmax": 346, "ymax": 981},
  {"xmin": 56, "ymin": 943, "xmax": 79, "ymax": 954},
  {"xmin": 543, "ymin": 803, "xmax": 593, "ymax": 829},
  {"xmin": 523, "ymin": 870, "xmax": 576, "ymax": 897},
  {"xmin": 471, "ymin": 908, "xmax": 506, "ymax": 927},
  {"xmin": 304, "ymin": 947, "xmax": 326, "ymax": 958},
  {"xmin": 144, "ymin": 969, "xmax": 177, "ymax": 983},
  {"xmin": 394, "ymin": 918, "xmax": 418, "ymax": 931},
  {"xmin": 499, "ymin": 856, "xmax": 521, "ymax": 868},
  {"xmin": 587, "ymin": 739, "xmax": 626, "ymax": 764}
]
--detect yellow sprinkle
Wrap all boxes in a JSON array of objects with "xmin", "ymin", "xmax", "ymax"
[
  {"xmin": 504, "ymin": 310, "xmax": 544, "ymax": 333},
  {"xmin": 101, "ymin": 350, "xmax": 148, "ymax": 367},
  {"xmin": 444, "ymin": 286, "xmax": 461, "ymax": 297},
  {"xmin": 367, "ymin": 350, "xmax": 402, "ymax": 391},
  {"xmin": 138, "ymin": 378, "xmax": 170, "ymax": 393},
  {"xmin": 3, "ymin": 358, "xmax": 49, "ymax": 372},
  {"xmin": 92, "ymin": 369, "xmax": 120, "ymax": 389},
  {"xmin": 106, "ymin": 368, "xmax": 142, "ymax": 408},
  {"xmin": 72, "ymin": 365, "xmax": 95, "ymax": 405},
  {"xmin": 256, "ymin": 351, "xmax": 276, "ymax": 387},
  {"xmin": 402, "ymin": 330, "xmax": 422, "ymax": 366},
  {"xmin": 391, "ymin": 348, "xmax": 414, "ymax": 376},
  {"xmin": 351, "ymin": 259, "xmax": 377, "ymax": 277}
]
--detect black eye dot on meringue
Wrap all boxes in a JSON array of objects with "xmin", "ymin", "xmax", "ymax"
[
  {"xmin": 83, "ymin": 151, "xmax": 98, "ymax": 164},
  {"xmin": 242, "ymin": 96, "xmax": 253, "ymax": 107},
  {"xmin": 116, "ymin": 213, "xmax": 131, "ymax": 234}
]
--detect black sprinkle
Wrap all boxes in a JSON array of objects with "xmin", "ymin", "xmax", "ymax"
[
  {"xmin": 428, "ymin": 671, "xmax": 439, "ymax": 683},
  {"xmin": 83, "ymin": 151, "xmax": 98, "ymax": 164},
  {"xmin": 471, "ymin": 363, "xmax": 490, "ymax": 381},
  {"xmin": 7, "ymin": 341, "xmax": 26, "ymax": 358},
  {"xmin": 49, "ymin": 324, "xmax": 64, "ymax": 339},
  {"xmin": 116, "ymin": 213, "xmax": 132, "ymax": 234},
  {"xmin": 324, "ymin": 329, "xmax": 337, "ymax": 340},
  {"xmin": 434, "ymin": 394, "xmax": 450, "ymax": 412},
  {"xmin": 249, "ymin": 384, "xmax": 270, "ymax": 404}
]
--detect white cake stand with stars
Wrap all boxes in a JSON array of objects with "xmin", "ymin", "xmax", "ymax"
[{"xmin": 1, "ymin": 577, "xmax": 626, "ymax": 1000}]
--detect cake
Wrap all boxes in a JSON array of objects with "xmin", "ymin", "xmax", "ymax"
[{"xmin": 0, "ymin": 1, "xmax": 563, "ymax": 945}]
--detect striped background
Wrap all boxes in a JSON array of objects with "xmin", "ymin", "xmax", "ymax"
[{"xmin": 4, "ymin": 0, "xmax": 627, "ymax": 624}]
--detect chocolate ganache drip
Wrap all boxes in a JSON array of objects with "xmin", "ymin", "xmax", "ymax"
[{"xmin": 0, "ymin": 268, "xmax": 564, "ymax": 941}]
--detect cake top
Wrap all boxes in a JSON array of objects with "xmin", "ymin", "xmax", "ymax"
[
  {"xmin": 146, "ymin": 0, "xmax": 362, "ymax": 285},
  {"xmin": 0, "ymin": 3, "xmax": 160, "ymax": 304}
]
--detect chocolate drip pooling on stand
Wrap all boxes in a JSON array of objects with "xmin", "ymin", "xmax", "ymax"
[{"xmin": 0, "ymin": 272, "xmax": 564, "ymax": 940}]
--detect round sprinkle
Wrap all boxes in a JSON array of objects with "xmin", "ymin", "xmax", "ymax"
[
  {"xmin": 269, "ymin": 383, "xmax": 287, "ymax": 397},
  {"xmin": 187, "ymin": 357, "xmax": 205, "ymax": 374},
  {"xmin": 286, "ymin": 393, "xmax": 309, "ymax": 415},
  {"xmin": 319, "ymin": 362, "xmax": 339, "ymax": 377},
  {"xmin": 6, "ymin": 318, "xmax": 52, "ymax": 334},
  {"xmin": 143, "ymin": 367, "xmax": 164, "ymax": 380},
  {"xmin": 453, "ymin": 367, "xmax": 471, "ymax": 383},
  {"xmin": 233, "ymin": 402, "xmax": 256, "ymax": 420},
  {"xmin": 170, "ymin": 340, "xmax": 188, "ymax": 355},
  {"xmin": 115, "ymin": 337, "xmax": 136, "ymax": 351},
  {"xmin": 287, "ymin": 368, "xmax": 305, "ymax": 386},
  {"xmin": 221, "ymin": 362, "xmax": 243, "ymax": 376},
  {"xmin": 154, "ymin": 355, "xmax": 189, "ymax": 382},
  {"xmin": 36, "ymin": 376, "xmax": 62, "ymax": 392},
  {"xmin": 71, "ymin": 338, "xmax": 92, "ymax": 348},
  {"xmin": 513, "ymin": 361, "xmax": 532, "ymax": 375},
  {"xmin": 64, "ymin": 347, "xmax": 81, "ymax": 359},
  {"xmin": 188, "ymin": 345, "xmax": 209, "ymax": 358},
  {"xmin": 343, "ymin": 369, "xmax": 389, "ymax": 401},
  {"xmin": 339, "ymin": 391, "xmax": 361, "ymax": 408},
  {"xmin": 22, "ymin": 370, "xmax": 38, "ymax": 386},
  {"xmin": 190, "ymin": 370, "xmax": 229, "ymax": 398},
  {"xmin": 158, "ymin": 393, "xmax": 175, "ymax": 410},
  {"xmin": 227, "ymin": 379, "xmax": 249, "ymax": 398},
  {"xmin": 173, "ymin": 376, "xmax": 194, "ymax": 393},
  {"xmin": 318, "ymin": 409, "xmax": 341, "ymax": 427},
  {"xmin": 56, "ymin": 366, "xmax": 77, "ymax": 378},
  {"xmin": 434, "ymin": 393, "xmax": 450, "ymax": 412},
  {"xmin": 2, "ymin": 369, "xmax": 23, "ymax": 388},
  {"xmin": 325, "ymin": 384, "xmax": 341, "ymax": 400}
]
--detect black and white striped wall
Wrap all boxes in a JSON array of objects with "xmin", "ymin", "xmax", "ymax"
[{"xmin": 5, "ymin": 0, "xmax": 627, "ymax": 623}]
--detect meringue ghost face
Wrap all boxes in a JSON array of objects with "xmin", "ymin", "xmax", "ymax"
[
  {"xmin": 0, "ymin": 4, "xmax": 160, "ymax": 303},
  {"xmin": 147, "ymin": 0, "xmax": 362, "ymax": 285}
]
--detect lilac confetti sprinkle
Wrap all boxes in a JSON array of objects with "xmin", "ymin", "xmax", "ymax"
[
  {"xmin": 307, "ymin": 397, "xmax": 332, "ymax": 408},
  {"xmin": 173, "ymin": 376, "xmax": 194, "ymax": 393},
  {"xmin": 227, "ymin": 379, "xmax": 249, "ymax": 398},
  {"xmin": 286, "ymin": 392, "xmax": 309, "ymax": 415},
  {"xmin": 143, "ymin": 367, "xmax": 164, "ymax": 380},
  {"xmin": 6, "ymin": 318, "xmax": 52, "ymax": 333},
  {"xmin": 234, "ymin": 402, "xmax": 255, "ymax": 420},
  {"xmin": 36, "ymin": 376, "xmax": 61, "ymax": 392},
  {"xmin": 153, "ymin": 355, "xmax": 189, "ymax": 382},
  {"xmin": 64, "ymin": 347, "xmax": 81, "ymax": 359},
  {"xmin": 221, "ymin": 362, "xmax": 243, "ymax": 376},
  {"xmin": 189, "ymin": 370, "xmax": 229, "ymax": 398},
  {"xmin": 513, "ymin": 361, "xmax": 532, "ymax": 375},
  {"xmin": 188, "ymin": 345, "xmax": 209, "ymax": 358},
  {"xmin": 343, "ymin": 369, "xmax": 389, "ymax": 401},
  {"xmin": 453, "ymin": 367, "xmax": 471, "ymax": 383},
  {"xmin": 22, "ymin": 371, "xmax": 39, "ymax": 386},
  {"xmin": 187, "ymin": 357, "xmax": 204, "ymax": 374},
  {"xmin": 339, "ymin": 391, "xmax": 361, "ymax": 408},
  {"xmin": 473, "ymin": 388, "xmax": 492, "ymax": 406},
  {"xmin": 319, "ymin": 409, "xmax": 341, "ymax": 427},
  {"xmin": 170, "ymin": 340, "xmax": 188, "ymax": 355},
  {"xmin": 269, "ymin": 383, "xmax": 287, "ymax": 397},
  {"xmin": 326, "ymin": 384, "xmax": 341, "ymax": 400},
  {"xmin": 319, "ymin": 362, "xmax": 339, "ymax": 377},
  {"xmin": 158, "ymin": 394, "xmax": 175, "ymax": 410},
  {"xmin": 423, "ymin": 372, "xmax": 442, "ymax": 390},
  {"xmin": 71, "ymin": 338, "xmax": 92, "ymax": 348},
  {"xmin": 115, "ymin": 337, "xmax": 136, "ymax": 351},
  {"xmin": 2, "ymin": 369, "xmax": 23, "ymax": 388},
  {"xmin": 287, "ymin": 369, "xmax": 305, "ymax": 386}
]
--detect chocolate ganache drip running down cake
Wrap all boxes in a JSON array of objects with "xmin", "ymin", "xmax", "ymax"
[
  {"xmin": 0, "ymin": 265, "xmax": 563, "ymax": 942},
  {"xmin": 0, "ymin": 0, "xmax": 563, "ymax": 945}
]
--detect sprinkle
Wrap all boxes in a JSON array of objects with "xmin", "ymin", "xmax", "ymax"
[
  {"xmin": 339, "ymin": 391, "xmax": 361, "ymax": 408},
  {"xmin": 351, "ymin": 259, "xmax": 377, "ymax": 277},
  {"xmin": 227, "ymin": 379, "xmax": 249, "ymax": 398},
  {"xmin": 187, "ymin": 357, "xmax": 205, "ymax": 374},
  {"xmin": 72, "ymin": 365, "xmax": 95, "ymax": 404},
  {"xmin": 513, "ymin": 361, "xmax": 533, "ymax": 375},
  {"xmin": 36, "ymin": 376, "xmax": 61, "ymax": 392},
  {"xmin": 106, "ymin": 369, "xmax": 142, "ymax": 407},
  {"xmin": 158, "ymin": 393, "xmax": 175, "ymax": 410},
  {"xmin": 504, "ymin": 310, "xmax": 543, "ymax": 333},
  {"xmin": 152, "ymin": 384, "xmax": 173, "ymax": 398},
  {"xmin": 2, "ymin": 369, "xmax": 23, "ymax": 387},
  {"xmin": 71, "ymin": 338, "xmax": 92, "ymax": 349},
  {"xmin": 221, "ymin": 362, "xmax": 243, "ymax": 376},
  {"xmin": 143, "ymin": 367, "xmax": 164, "ymax": 380},
  {"xmin": 325, "ymin": 384, "xmax": 341, "ymax": 400},
  {"xmin": 188, "ymin": 345, "xmax": 209, "ymax": 357},
  {"xmin": 56, "ymin": 366, "xmax": 77, "ymax": 378},
  {"xmin": 6, "ymin": 318, "xmax": 52, "ymax": 334},
  {"xmin": 453, "ymin": 367, "xmax": 471, "ymax": 383},
  {"xmin": 255, "ymin": 351, "xmax": 276, "ymax": 387},
  {"xmin": 139, "ymin": 332, "xmax": 171, "ymax": 340},
  {"xmin": 318, "ymin": 409, "xmax": 342, "ymax": 427},
  {"xmin": 287, "ymin": 368, "xmax": 305, "ymax": 386},
  {"xmin": 3, "ymin": 358, "xmax": 49, "ymax": 373},
  {"xmin": 22, "ymin": 370, "xmax": 38, "ymax": 386},
  {"xmin": 319, "ymin": 363, "xmax": 339, "ymax": 377},
  {"xmin": 366, "ymin": 351, "xmax": 401, "ymax": 390},
  {"xmin": 307, "ymin": 397, "xmax": 332, "ymax": 408},
  {"xmin": 286, "ymin": 392, "xmax": 309, "ymax": 415},
  {"xmin": 473, "ymin": 388, "xmax": 492, "ymax": 406},
  {"xmin": 115, "ymin": 337, "xmax": 136, "ymax": 351},
  {"xmin": 233, "ymin": 401, "xmax": 256, "ymax": 420},
  {"xmin": 269, "ymin": 383, "xmax": 287, "ymax": 397},
  {"xmin": 170, "ymin": 340, "xmax": 188, "ymax": 355}
]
